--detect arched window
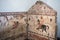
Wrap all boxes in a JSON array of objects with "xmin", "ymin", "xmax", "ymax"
[
  {"xmin": 50, "ymin": 18, "xmax": 52, "ymax": 22},
  {"xmin": 41, "ymin": 16, "xmax": 43, "ymax": 19},
  {"xmin": 29, "ymin": 18, "xmax": 30, "ymax": 20}
]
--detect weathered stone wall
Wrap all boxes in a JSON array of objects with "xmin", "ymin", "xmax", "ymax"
[
  {"xmin": 0, "ymin": 13, "xmax": 27, "ymax": 40},
  {"xmin": 0, "ymin": 1, "xmax": 57, "ymax": 40},
  {"xmin": 27, "ymin": 1, "xmax": 57, "ymax": 40},
  {"xmin": 28, "ymin": 15, "xmax": 56, "ymax": 40}
]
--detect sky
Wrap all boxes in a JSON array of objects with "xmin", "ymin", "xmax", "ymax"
[{"xmin": 0, "ymin": 0, "xmax": 60, "ymax": 37}]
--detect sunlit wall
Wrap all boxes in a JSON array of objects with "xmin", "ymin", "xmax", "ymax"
[{"xmin": 0, "ymin": 0, "xmax": 60, "ymax": 37}]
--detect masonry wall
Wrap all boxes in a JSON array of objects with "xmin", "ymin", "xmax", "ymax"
[
  {"xmin": 0, "ymin": 13, "xmax": 27, "ymax": 40},
  {"xmin": 0, "ymin": 12, "xmax": 57, "ymax": 40},
  {"xmin": 28, "ymin": 14, "xmax": 56, "ymax": 40}
]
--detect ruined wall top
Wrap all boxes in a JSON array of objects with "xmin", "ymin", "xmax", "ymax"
[
  {"xmin": 0, "ymin": 12, "xmax": 27, "ymax": 16},
  {"xmin": 0, "ymin": 1, "xmax": 57, "ymax": 16},
  {"xmin": 27, "ymin": 1, "xmax": 57, "ymax": 16}
]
